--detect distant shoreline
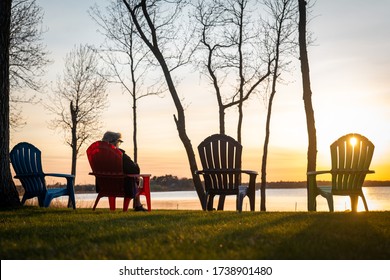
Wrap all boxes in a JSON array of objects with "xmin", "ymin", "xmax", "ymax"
[
  {"xmin": 55, "ymin": 180, "xmax": 390, "ymax": 194},
  {"xmin": 15, "ymin": 180, "xmax": 390, "ymax": 195}
]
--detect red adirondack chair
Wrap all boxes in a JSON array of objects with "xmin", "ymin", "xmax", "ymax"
[{"xmin": 86, "ymin": 141, "xmax": 151, "ymax": 211}]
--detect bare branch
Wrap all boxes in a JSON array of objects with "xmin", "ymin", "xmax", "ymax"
[{"xmin": 45, "ymin": 44, "xmax": 108, "ymax": 176}]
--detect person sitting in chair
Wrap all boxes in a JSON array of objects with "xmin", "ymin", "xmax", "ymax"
[{"xmin": 102, "ymin": 131, "xmax": 147, "ymax": 212}]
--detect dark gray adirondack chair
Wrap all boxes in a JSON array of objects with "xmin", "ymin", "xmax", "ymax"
[
  {"xmin": 307, "ymin": 133, "xmax": 375, "ymax": 212},
  {"xmin": 10, "ymin": 142, "xmax": 76, "ymax": 209},
  {"xmin": 195, "ymin": 134, "xmax": 258, "ymax": 212}
]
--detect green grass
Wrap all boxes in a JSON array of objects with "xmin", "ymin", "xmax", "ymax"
[{"xmin": 1, "ymin": 207, "xmax": 389, "ymax": 260}]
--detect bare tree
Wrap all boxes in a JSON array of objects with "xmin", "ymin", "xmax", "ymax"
[
  {"xmin": 10, "ymin": 0, "xmax": 51, "ymax": 128},
  {"xmin": 121, "ymin": 0, "xmax": 207, "ymax": 209},
  {"xmin": 195, "ymin": 0, "xmax": 272, "ymax": 143},
  {"xmin": 298, "ymin": 0, "xmax": 317, "ymax": 211},
  {"xmin": 90, "ymin": 1, "xmax": 163, "ymax": 162},
  {"xmin": 0, "ymin": 0, "xmax": 21, "ymax": 208},
  {"xmin": 260, "ymin": 0, "xmax": 298, "ymax": 211},
  {"xmin": 46, "ymin": 45, "xmax": 108, "ymax": 178}
]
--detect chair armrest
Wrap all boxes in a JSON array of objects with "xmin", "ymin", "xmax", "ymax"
[
  {"xmin": 307, "ymin": 170, "xmax": 375, "ymax": 175},
  {"xmin": 195, "ymin": 169, "xmax": 258, "ymax": 192},
  {"xmin": 89, "ymin": 172, "xmax": 151, "ymax": 178},
  {"xmin": 125, "ymin": 174, "xmax": 151, "ymax": 178},
  {"xmin": 44, "ymin": 173, "xmax": 75, "ymax": 201},
  {"xmin": 89, "ymin": 172, "xmax": 125, "ymax": 178},
  {"xmin": 307, "ymin": 170, "xmax": 331, "ymax": 176},
  {"xmin": 14, "ymin": 173, "xmax": 74, "ymax": 179},
  {"xmin": 241, "ymin": 170, "xmax": 259, "ymax": 176}
]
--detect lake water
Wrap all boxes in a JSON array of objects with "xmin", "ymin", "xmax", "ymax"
[{"xmin": 73, "ymin": 186, "xmax": 390, "ymax": 212}]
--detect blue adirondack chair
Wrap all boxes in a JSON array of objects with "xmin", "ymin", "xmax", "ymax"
[{"xmin": 10, "ymin": 142, "xmax": 76, "ymax": 209}]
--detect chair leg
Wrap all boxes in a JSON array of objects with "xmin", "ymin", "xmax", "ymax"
[
  {"xmin": 43, "ymin": 194, "xmax": 52, "ymax": 208},
  {"xmin": 144, "ymin": 192, "xmax": 151, "ymax": 211},
  {"xmin": 108, "ymin": 197, "xmax": 116, "ymax": 211},
  {"xmin": 123, "ymin": 197, "xmax": 131, "ymax": 212},
  {"xmin": 217, "ymin": 195, "xmax": 225, "ymax": 210},
  {"xmin": 21, "ymin": 195, "xmax": 27, "ymax": 205},
  {"xmin": 350, "ymin": 195, "xmax": 359, "ymax": 212},
  {"xmin": 324, "ymin": 194, "xmax": 334, "ymax": 212},
  {"xmin": 136, "ymin": 189, "xmax": 152, "ymax": 211},
  {"xmin": 248, "ymin": 191, "xmax": 255, "ymax": 211},
  {"xmin": 66, "ymin": 177, "xmax": 76, "ymax": 209},
  {"xmin": 92, "ymin": 195, "xmax": 101, "ymax": 210},
  {"xmin": 318, "ymin": 187, "xmax": 333, "ymax": 212},
  {"xmin": 207, "ymin": 195, "xmax": 214, "ymax": 211},
  {"xmin": 38, "ymin": 195, "xmax": 45, "ymax": 207},
  {"xmin": 361, "ymin": 194, "xmax": 369, "ymax": 211},
  {"xmin": 328, "ymin": 198, "xmax": 334, "ymax": 212},
  {"xmin": 67, "ymin": 194, "xmax": 76, "ymax": 209},
  {"xmin": 141, "ymin": 176, "xmax": 151, "ymax": 211},
  {"xmin": 236, "ymin": 194, "xmax": 244, "ymax": 212}
]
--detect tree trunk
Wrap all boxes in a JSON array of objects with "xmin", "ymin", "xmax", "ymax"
[
  {"xmin": 70, "ymin": 101, "xmax": 78, "ymax": 177},
  {"xmin": 122, "ymin": 0, "xmax": 206, "ymax": 209},
  {"xmin": 132, "ymin": 86, "xmax": 138, "ymax": 163},
  {"xmin": 0, "ymin": 0, "xmax": 21, "ymax": 208},
  {"xmin": 261, "ymin": 90, "xmax": 276, "ymax": 211},
  {"xmin": 219, "ymin": 106, "xmax": 225, "ymax": 135},
  {"xmin": 237, "ymin": 101, "xmax": 243, "ymax": 144},
  {"xmin": 156, "ymin": 50, "xmax": 206, "ymax": 209},
  {"xmin": 298, "ymin": 0, "xmax": 317, "ymax": 211},
  {"xmin": 130, "ymin": 44, "xmax": 138, "ymax": 163}
]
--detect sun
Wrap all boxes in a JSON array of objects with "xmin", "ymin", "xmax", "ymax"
[{"xmin": 349, "ymin": 136, "xmax": 358, "ymax": 147}]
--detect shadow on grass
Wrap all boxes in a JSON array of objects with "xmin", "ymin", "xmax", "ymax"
[{"xmin": 1, "ymin": 208, "xmax": 390, "ymax": 259}]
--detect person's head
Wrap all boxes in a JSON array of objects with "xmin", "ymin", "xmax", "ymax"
[{"xmin": 102, "ymin": 131, "xmax": 123, "ymax": 147}]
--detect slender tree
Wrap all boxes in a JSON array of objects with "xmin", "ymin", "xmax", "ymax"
[
  {"xmin": 46, "ymin": 45, "xmax": 108, "ymax": 178},
  {"xmin": 260, "ymin": 0, "xmax": 297, "ymax": 211},
  {"xmin": 195, "ymin": 0, "xmax": 271, "ymax": 142},
  {"xmin": 90, "ymin": 1, "xmax": 163, "ymax": 162},
  {"xmin": 10, "ymin": 0, "xmax": 51, "ymax": 128},
  {"xmin": 298, "ymin": 0, "xmax": 317, "ymax": 211},
  {"xmin": 0, "ymin": 0, "xmax": 21, "ymax": 208},
  {"xmin": 121, "ymin": 0, "xmax": 207, "ymax": 209}
]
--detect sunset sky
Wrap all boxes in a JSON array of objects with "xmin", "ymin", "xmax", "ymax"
[{"xmin": 11, "ymin": 0, "xmax": 390, "ymax": 186}]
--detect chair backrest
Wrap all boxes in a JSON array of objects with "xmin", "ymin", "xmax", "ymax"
[
  {"xmin": 330, "ymin": 133, "xmax": 375, "ymax": 194},
  {"xmin": 86, "ymin": 141, "xmax": 125, "ymax": 195},
  {"xmin": 10, "ymin": 142, "xmax": 46, "ymax": 196},
  {"xmin": 198, "ymin": 134, "xmax": 242, "ymax": 193},
  {"xmin": 87, "ymin": 141, "xmax": 123, "ymax": 174}
]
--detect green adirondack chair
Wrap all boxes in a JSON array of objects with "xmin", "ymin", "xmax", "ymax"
[{"xmin": 307, "ymin": 133, "xmax": 375, "ymax": 212}]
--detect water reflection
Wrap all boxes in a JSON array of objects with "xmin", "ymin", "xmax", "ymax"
[{"xmin": 57, "ymin": 187, "xmax": 390, "ymax": 211}]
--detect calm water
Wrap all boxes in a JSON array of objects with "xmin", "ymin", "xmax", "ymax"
[{"xmin": 74, "ymin": 186, "xmax": 390, "ymax": 212}]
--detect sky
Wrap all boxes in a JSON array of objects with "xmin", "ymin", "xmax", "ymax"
[{"xmin": 10, "ymin": 0, "xmax": 390, "ymax": 186}]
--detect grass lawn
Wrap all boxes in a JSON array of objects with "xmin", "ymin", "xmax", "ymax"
[{"xmin": 1, "ymin": 207, "xmax": 389, "ymax": 260}]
